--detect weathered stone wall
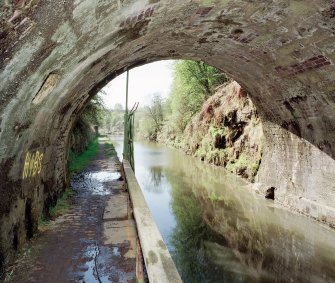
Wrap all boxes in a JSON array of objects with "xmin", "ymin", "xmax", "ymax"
[{"xmin": 0, "ymin": 0, "xmax": 335, "ymax": 270}]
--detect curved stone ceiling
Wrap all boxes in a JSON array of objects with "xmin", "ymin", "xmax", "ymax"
[{"xmin": 0, "ymin": 0, "xmax": 335, "ymax": 268}]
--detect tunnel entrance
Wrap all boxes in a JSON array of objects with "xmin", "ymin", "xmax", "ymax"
[{"xmin": 1, "ymin": 0, "xmax": 335, "ymax": 276}]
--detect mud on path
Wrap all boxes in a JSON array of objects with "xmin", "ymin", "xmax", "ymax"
[{"xmin": 6, "ymin": 139, "xmax": 138, "ymax": 283}]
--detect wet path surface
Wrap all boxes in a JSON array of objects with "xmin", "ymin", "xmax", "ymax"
[{"xmin": 8, "ymin": 141, "xmax": 137, "ymax": 283}]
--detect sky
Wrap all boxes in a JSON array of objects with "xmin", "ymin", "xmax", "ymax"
[{"xmin": 102, "ymin": 60, "xmax": 176, "ymax": 109}]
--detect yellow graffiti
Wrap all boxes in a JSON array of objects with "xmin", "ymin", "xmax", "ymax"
[{"xmin": 22, "ymin": 151, "xmax": 44, "ymax": 179}]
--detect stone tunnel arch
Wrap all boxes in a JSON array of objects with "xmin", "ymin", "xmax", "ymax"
[{"xmin": 1, "ymin": 0, "xmax": 335, "ymax": 270}]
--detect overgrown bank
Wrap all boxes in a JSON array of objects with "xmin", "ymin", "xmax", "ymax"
[{"xmin": 158, "ymin": 81, "xmax": 264, "ymax": 181}]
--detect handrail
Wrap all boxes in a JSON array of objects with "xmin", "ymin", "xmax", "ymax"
[{"xmin": 122, "ymin": 159, "xmax": 183, "ymax": 283}]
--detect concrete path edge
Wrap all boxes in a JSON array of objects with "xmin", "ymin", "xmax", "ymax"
[{"xmin": 123, "ymin": 160, "xmax": 183, "ymax": 283}]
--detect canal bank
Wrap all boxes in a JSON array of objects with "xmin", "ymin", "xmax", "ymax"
[
  {"xmin": 110, "ymin": 136, "xmax": 335, "ymax": 283},
  {"xmin": 4, "ymin": 136, "xmax": 181, "ymax": 283},
  {"xmin": 4, "ymin": 138, "xmax": 142, "ymax": 282}
]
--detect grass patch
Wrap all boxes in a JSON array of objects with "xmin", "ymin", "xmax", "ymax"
[
  {"xmin": 49, "ymin": 188, "xmax": 75, "ymax": 218},
  {"xmin": 251, "ymin": 160, "xmax": 261, "ymax": 176},
  {"xmin": 38, "ymin": 188, "xmax": 75, "ymax": 229},
  {"xmin": 5, "ymin": 269, "xmax": 14, "ymax": 282},
  {"xmin": 4, "ymin": 244, "xmax": 33, "ymax": 282},
  {"xmin": 38, "ymin": 214, "xmax": 50, "ymax": 228},
  {"xmin": 104, "ymin": 141, "xmax": 117, "ymax": 157},
  {"xmin": 68, "ymin": 137, "xmax": 99, "ymax": 175}
]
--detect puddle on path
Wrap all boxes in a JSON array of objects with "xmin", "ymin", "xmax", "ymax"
[
  {"xmin": 71, "ymin": 171, "xmax": 121, "ymax": 196},
  {"xmin": 6, "ymin": 144, "xmax": 137, "ymax": 283}
]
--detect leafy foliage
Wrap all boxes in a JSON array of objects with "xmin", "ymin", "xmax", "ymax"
[
  {"xmin": 165, "ymin": 60, "xmax": 228, "ymax": 134},
  {"xmin": 81, "ymin": 95, "xmax": 105, "ymax": 126},
  {"xmin": 136, "ymin": 60, "xmax": 227, "ymax": 142},
  {"xmin": 138, "ymin": 94, "xmax": 165, "ymax": 141},
  {"xmin": 102, "ymin": 104, "xmax": 124, "ymax": 134},
  {"xmin": 70, "ymin": 93, "xmax": 106, "ymax": 154}
]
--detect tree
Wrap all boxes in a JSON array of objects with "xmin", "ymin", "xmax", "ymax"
[
  {"xmin": 138, "ymin": 94, "xmax": 165, "ymax": 141},
  {"xmin": 113, "ymin": 103, "xmax": 123, "ymax": 111},
  {"xmin": 81, "ymin": 95, "xmax": 105, "ymax": 126},
  {"xmin": 145, "ymin": 94, "xmax": 164, "ymax": 130},
  {"xmin": 69, "ymin": 93, "xmax": 106, "ymax": 154},
  {"xmin": 165, "ymin": 60, "xmax": 227, "ymax": 133}
]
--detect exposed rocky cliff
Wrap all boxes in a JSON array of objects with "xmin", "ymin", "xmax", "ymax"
[{"xmin": 160, "ymin": 81, "xmax": 264, "ymax": 181}]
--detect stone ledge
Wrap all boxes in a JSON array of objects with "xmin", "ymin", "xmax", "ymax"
[
  {"xmin": 123, "ymin": 159, "xmax": 182, "ymax": 283},
  {"xmin": 252, "ymin": 182, "xmax": 335, "ymax": 228}
]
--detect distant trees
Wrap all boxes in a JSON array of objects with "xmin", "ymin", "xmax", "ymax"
[
  {"xmin": 102, "ymin": 103, "xmax": 124, "ymax": 134},
  {"xmin": 138, "ymin": 94, "xmax": 165, "ymax": 141},
  {"xmin": 113, "ymin": 103, "xmax": 123, "ymax": 111}
]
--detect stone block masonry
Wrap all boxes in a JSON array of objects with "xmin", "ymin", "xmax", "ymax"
[
  {"xmin": 0, "ymin": 0, "xmax": 335, "ymax": 272},
  {"xmin": 275, "ymin": 55, "xmax": 332, "ymax": 77}
]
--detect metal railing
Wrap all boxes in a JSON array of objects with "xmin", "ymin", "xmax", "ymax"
[{"xmin": 123, "ymin": 102, "xmax": 138, "ymax": 171}]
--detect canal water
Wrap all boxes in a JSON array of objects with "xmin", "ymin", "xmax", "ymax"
[{"xmin": 110, "ymin": 136, "xmax": 335, "ymax": 283}]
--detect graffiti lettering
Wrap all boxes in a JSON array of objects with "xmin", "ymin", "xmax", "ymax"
[{"xmin": 22, "ymin": 151, "xmax": 44, "ymax": 179}]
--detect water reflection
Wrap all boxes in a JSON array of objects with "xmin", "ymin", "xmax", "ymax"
[
  {"xmin": 109, "ymin": 137, "xmax": 335, "ymax": 283},
  {"xmin": 149, "ymin": 166, "xmax": 164, "ymax": 188},
  {"xmin": 169, "ymin": 178, "xmax": 250, "ymax": 283},
  {"xmin": 166, "ymin": 148, "xmax": 335, "ymax": 283}
]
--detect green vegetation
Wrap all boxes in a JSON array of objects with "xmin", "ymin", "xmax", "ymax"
[
  {"xmin": 5, "ymin": 269, "xmax": 14, "ymax": 282},
  {"xmin": 70, "ymin": 93, "xmax": 106, "ymax": 155},
  {"xmin": 138, "ymin": 94, "xmax": 164, "ymax": 141},
  {"xmin": 48, "ymin": 188, "xmax": 75, "ymax": 218},
  {"xmin": 102, "ymin": 103, "xmax": 124, "ymax": 134},
  {"xmin": 251, "ymin": 158, "xmax": 262, "ymax": 176},
  {"xmin": 208, "ymin": 191, "xmax": 224, "ymax": 202},
  {"xmin": 136, "ymin": 60, "xmax": 227, "ymax": 143},
  {"xmin": 133, "ymin": 60, "xmax": 262, "ymax": 180},
  {"xmin": 38, "ymin": 214, "xmax": 50, "ymax": 228},
  {"xmin": 163, "ymin": 60, "xmax": 227, "ymax": 135},
  {"xmin": 209, "ymin": 126, "xmax": 225, "ymax": 139},
  {"xmin": 4, "ymin": 243, "xmax": 34, "ymax": 281},
  {"xmin": 226, "ymin": 153, "xmax": 249, "ymax": 173},
  {"xmin": 224, "ymin": 153, "xmax": 261, "ymax": 178},
  {"xmin": 38, "ymin": 188, "xmax": 75, "ymax": 228},
  {"xmin": 80, "ymin": 95, "xmax": 105, "ymax": 126},
  {"xmin": 103, "ymin": 138, "xmax": 117, "ymax": 157},
  {"xmin": 68, "ymin": 137, "xmax": 99, "ymax": 174}
]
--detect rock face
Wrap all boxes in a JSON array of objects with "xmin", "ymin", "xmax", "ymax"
[
  {"xmin": 0, "ymin": 0, "xmax": 335, "ymax": 271},
  {"xmin": 178, "ymin": 81, "xmax": 263, "ymax": 181}
]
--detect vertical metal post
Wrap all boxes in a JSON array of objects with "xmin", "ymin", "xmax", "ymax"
[
  {"xmin": 123, "ymin": 70, "xmax": 129, "ymax": 160},
  {"xmin": 126, "ymin": 70, "xmax": 129, "ymax": 113},
  {"xmin": 123, "ymin": 70, "xmax": 137, "ymax": 171}
]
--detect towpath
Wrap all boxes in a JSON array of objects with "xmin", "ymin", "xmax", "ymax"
[{"xmin": 6, "ymin": 138, "xmax": 141, "ymax": 283}]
